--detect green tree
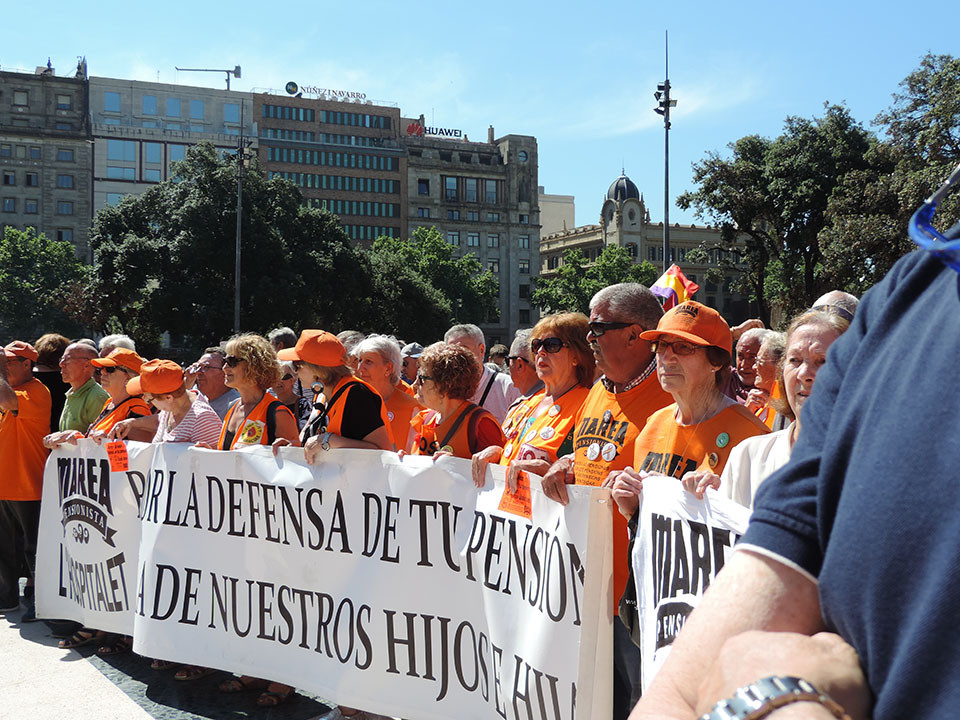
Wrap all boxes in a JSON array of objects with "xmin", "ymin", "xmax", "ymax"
[
  {"xmin": 679, "ymin": 105, "xmax": 873, "ymax": 323},
  {"xmin": 0, "ymin": 227, "xmax": 85, "ymax": 339},
  {"xmin": 364, "ymin": 227, "xmax": 500, "ymax": 341},
  {"xmin": 532, "ymin": 245, "xmax": 658, "ymax": 314},
  {"xmin": 86, "ymin": 143, "xmax": 376, "ymax": 356}
]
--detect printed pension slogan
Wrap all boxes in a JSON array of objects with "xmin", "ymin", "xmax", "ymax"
[
  {"xmin": 37, "ymin": 440, "xmax": 613, "ymax": 720},
  {"xmin": 630, "ymin": 475, "xmax": 751, "ymax": 691}
]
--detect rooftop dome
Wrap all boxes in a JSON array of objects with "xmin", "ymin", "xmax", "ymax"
[{"xmin": 607, "ymin": 173, "xmax": 640, "ymax": 202}]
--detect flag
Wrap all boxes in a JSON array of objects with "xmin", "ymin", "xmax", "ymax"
[{"xmin": 650, "ymin": 264, "xmax": 699, "ymax": 310}]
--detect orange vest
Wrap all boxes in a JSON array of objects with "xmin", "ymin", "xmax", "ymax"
[
  {"xmin": 321, "ymin": 376, "xmax": 394, "ymax": 446},
  {"xmin": 89, "ymin": 396, "xmax": 152, "ymax": 435},
  {"xmin": 500, "ymin": 385, "xmax": 589, "ymax": 466},
  {"xmin": 217, "ymin": 393, "xmax": 295, "ymax": 449},
  {"xmin": 572, "ymin": 374, "xmax": 672, "ymax": 613},
  {"xmin": 385, "ymin": 388, "xmax": 423, "ymax": 453},
  {"xmin": 410, "ymin": 402, "xmax": 504, "ymax": 459},
  {"xmin": 398, "ymin": 379, "xmax": 416, "ymax": 396}
]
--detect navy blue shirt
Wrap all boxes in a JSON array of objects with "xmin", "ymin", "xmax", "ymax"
[{"xmin": 744, "ymin": 250, "xmax": 960, "ymax": 719}]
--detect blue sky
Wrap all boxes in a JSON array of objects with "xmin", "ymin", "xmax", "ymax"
[{"xmin": 5, "ymin": 1, "xmax": 958, "ymax": 226}]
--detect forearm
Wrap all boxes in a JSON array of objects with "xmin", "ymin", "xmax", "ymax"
[{"xmin": 0, "ymin": 379, "xmax": 16, "ymax": 413}]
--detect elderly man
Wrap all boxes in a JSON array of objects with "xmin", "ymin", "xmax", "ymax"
[
  {"xmin": 98, "ymin": 333, "xmax": 136, "ymax": 358},
  {"xmin": 0, "ymin": 342, "xmax": 51, "ymax": 620},
  {"xmin": 539, "ymin": 283, "xmax": 672, "ymax": 720},
  {"xmin": 192, "ymin": 348, "xmax": 239, "ymax": 420},
  {"xmin": 400, "ymin": 342, "xmax": 423, "ymax": 386},
  {"xmin": 58, "ymin": 342, "xmax": 109, "ymax": 433},
  {"xmin": 506, "ymin": 329, "xmax": 542, "ymax": 399},
  {"xmin": 444, "ymin": 324, "xmax": 520, "ymax": 423}
]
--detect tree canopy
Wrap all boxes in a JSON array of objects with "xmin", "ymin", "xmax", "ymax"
[{"xmin": 532, "ymin": 245, "xmax": 658, "ymax": 315}]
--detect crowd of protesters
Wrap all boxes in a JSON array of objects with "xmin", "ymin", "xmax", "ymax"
[{"xmin": 0, "ymin": 284, "xmax": 859, "ymax": 720}]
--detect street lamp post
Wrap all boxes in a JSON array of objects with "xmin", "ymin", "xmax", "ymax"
[
  {"xmin": 654, "ymin": 32, "xmax": 677, "ymax": 274},
  {"xmin": 234, "ymin": 103, "xmax": 252, "ymax": 333}
]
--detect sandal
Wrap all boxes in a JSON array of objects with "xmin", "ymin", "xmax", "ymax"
[
  {"xmin": 97, "ymin": 636, "xmax": 133, "ymax": 656},
  {"xmin": 256, "ymin": 684, "xmax": 295, "ymax": 707},
  {"xmin": 58, "ymin": 629, "xmax": 98, "ymax": 649},
  {"xmin": 219, "ymin": 676, "xmax": 269, "ymax": 693},
  {"xmin": 150, "ymin": 658, "xmax": 177, "ymax": 671},
  {"xmin": 174, "ymin": 665, "xmax": 217, "ymax": 682}
]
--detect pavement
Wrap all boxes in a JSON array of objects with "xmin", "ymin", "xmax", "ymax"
[{"xmin": 0, "ymin": 598, "xmax": 341, "ymax": 720}]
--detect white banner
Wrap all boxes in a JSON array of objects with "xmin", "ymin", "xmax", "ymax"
[
  {"xmin": 632, "ymin": 476, "xmax": 751, "ymax": 691},
  {"xmin": 36, "ymin": 441, "xmax": 612, "ymax": 720}
]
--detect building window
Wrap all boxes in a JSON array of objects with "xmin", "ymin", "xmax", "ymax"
[
  {"xmin": 57, "ymin": 148, "xmax": 74, "ymax": 162},
  {"xmin": 519, "ymin": 214, "xmax": 529, "ymax": 224},
  {"xmin": 548, "ymin": 256, "xmax": 559, "ymax": 270},
  {"xmin": 169, "ymin": 145, "xmax": 186, "ymax": 162},
  {"xmin": 15, "ymin": 146, "xmax": 25, "ymax": 159},
  {"xmin": 465, "ymin": 178, "xmax": 478, "ymax": 202},
  {"xmin": 166, "ymin": 98, "xmax": 181, "ymax": 117},
  {"xmin": 104, "ymin": 91, "xmax": 121, "ymax": 113},
  {"xmin": 2, "ymin": 198, "xmax": 15, "ymax": 212},
  {"xmin": 26, "ymin": 173, "xmax": 38, "ymax": 187},
  {"xmin": 105, "ymin": 193, "xmax": 124, "ymax": 206},
  {"xmin": 519, "ymin": 284, "xmax": 530, "ymax": 299},
  {"xmin": 487, "ymin": 212, "xmax": 500, "ymax": 222},
  {"xmin": 485, "ymin": 179, "xmax": 497, "ymax": 204},
  {"xmin": 56, "ymin": 174, "xmax": 74, "ymax": 188},
  {"xmin": 466, "ymin": 210, "xmax": 479, "ymax": 221},
  {"xmin": 447, "ymin": 209, "xmax": 460, "ymax": 220},
  {"xmin": 488, "ymin": 234, "xmax": 500, "ymax": 248},
  {"xmin": 55, "ymin": 122, "xmax": 73, "ymax": 131},
  {"xmin": 13, "ymin": 90, "xmax": 28, "ymax": 106},
  {"xmin": 25, "ymin": 199, "xmax": 38, "ymax": 214},
  {"xmin": 417, "ymin": 207, "xmax": 430, "ymax": 218},
  {"xmin": 519, "ymin": 259, "xmax": 530, "ymax": 274},
  {"xmin": 487, "ymin": 259, "xmax": 499, "ymax": 273},
  {"xmin": 467, "ymin": 232, "xmax": 479, "ymax": 247},
  {"xmin": 145, "ymin": 142, "xmax": 162, "ymax": 164},
  {"xmin": 418, "ymin": 179, "xmax": 429, "ymax": 195},
  {"xmin": 626, "ymin": 243, "xmax": 637, "ymax": 258},
  {"xmin": 447, "ymin": 231, "xmax": 460, "ymax": 246},
  {"xmin": 57, "ymin": 228, "xmax": 73, "ymax": 244},
  {"xmin": 517, "ymin": 235, "xmax": 529, "ymax": 249},
  {"xmin": 2, "ymin": 172, "xmax": 14, "ymax": 186},
  {"xmin": 29, "ymin": 146, "xmax": 41, "ymax": 160},
  {"xmin": 190, "ymin": 99, "xmax": 204, "ymax": 120},
  {"xmin": 444, "ymin": 176, "xmax": 457, "ymax": 201},
  {"xmin": 0, "ymin": 144, "xmax": 10, "ymax": 158},
  {"xmin": 142, "ymin": 95, "xmax": 157, "ymax": 115},
  {"xmin": 107, "ymin": 139, "xmax": 136, "ymax": 162},
  {"xmin": 57, "ymin": 201, "xmax": 74, "ymax": 215},
  {"xmin": 144, "ymin": 168, "xmax": 161, "ymax": 181},
  {"xmin": 519, "ymin": 309, "xmax": 530, "ymax": 324},
  {"xmin": 224, "ymin": 103, "xmax": 240, "ymax": 123},
  {"xmin": 57, "ymin": 94, "xmax": 72, "ymax": 110}
]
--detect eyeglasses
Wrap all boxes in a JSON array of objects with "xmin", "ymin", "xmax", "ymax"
[
  {"xmin": 101, "ymin": 366, "xmax": 121, "ymax": 374},
  {"xmin": 909, "ymin": 163, "xmax": 960, "ymax": 272},
  {"xmin": 507, "ymin": 355, "xmax": 525, "ymax": 364},
  {"xmin": 223, "ymin": 355, "xmax": 244, "ymax": 368},
  {"xmin": 653, "ymin": 339, "xmax": 702, "ymax": 356},
  {"xmin": 530, "ymin": 337, "xmax": 565, "ymax": 354},
  {"xmin": 281, "ymin": 373, "xmax": 293, "ymax": 381},
  {"xmin": 416, "ymin": 372, "xmax": 433, "ymax": 383},
  {"xmin": 197, "ymin": 363, "xmax": 223, "ymax": 373},
  {"xmin": 587, "ymin": 321, "xmax": 633, "ymax": 337}
]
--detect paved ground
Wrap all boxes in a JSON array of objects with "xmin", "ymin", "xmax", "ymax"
[{"xmin": 0, "ymin": 600, "xmax": 340, "ymax": 720}]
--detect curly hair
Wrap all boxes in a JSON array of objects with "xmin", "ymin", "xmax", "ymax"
[
  {"xmin": 224, "ymin": 333, "xmax": 281, "ymax": 392},
  {"xmin": 419, "ymin": 342, "xmax": 482, "ymax": 401},
  {"xmin": 530, "ymin": 312, "xmax": 596, "ymax": 387}
]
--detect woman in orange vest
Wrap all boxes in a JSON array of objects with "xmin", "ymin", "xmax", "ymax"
[
  {"xmin": 354, "ymin": 334, "xmax": 424, "ymax": 453},
  {"xmin": 43, "ymin": 347, "xmax": 152, "ymax": 447},
  {"xmin": 471, "ymin": 312, "xmax": 595, "ymax": 489},
  {"xmin": 410, "ymin": 342, "xmax": 505, "ymax": 459}
]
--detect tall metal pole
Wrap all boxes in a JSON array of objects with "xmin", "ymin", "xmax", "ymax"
[
  {"xmin": 654, "ymin": 32, "xmax": 676, "ymax": 274},
  {"xmin": 234, "ymin": 102, "xmax": 243, "ymax": 332}
]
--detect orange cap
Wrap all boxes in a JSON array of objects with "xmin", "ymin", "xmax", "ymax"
[
  {"xmin": 92, "ymin": 347, "xmax": 145, "ymax": 374},
  {"xmin": 3, "ymin": 341, "xmax": 38, "ymax": 362},
  {"xmin": 276, "ymin": 329, "xmax": 346, "ymax": 367},
  {"xmin": 126, "ymin": 359, "xmax": 184, "ymax": 396},
  {"xmin": 639, "ymin": 301, "xmax": 732, "ymax": 353}
]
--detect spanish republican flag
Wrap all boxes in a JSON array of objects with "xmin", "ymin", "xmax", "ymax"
[{"xmin": 650, "ymin": 264, "xmax": 700, "ymax": 310}]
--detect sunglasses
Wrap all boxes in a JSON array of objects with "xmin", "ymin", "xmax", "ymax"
[
  {"xmin": 281, "ymin": 373, "xmax": 293, "ymax": 381},
  {"xmin": 416, "ymin": 372, "xmax": 433, "ymax": 383},
  {"xmin": 653, "ymin": 339, "xmax": 701, "ymax": 356},
  {"xmin": 909, "ymin": 162, "xmax": 960, "ymax": 272},
  {"xmin": 101, "ymin": 366, "xmax": 122, "ymax": 374},
  {"xmin": 223, "ymin": 355, "xmax": 244, "ymax": 368},
  {"xmin": 507, "ymin": 355, "xmax": 525, "ymax": 364},
  {"xmin": 531, "ymin": 337, "xmax": 565, "ymax": 354},
  {"xmin": 588, "ymin": 321, "xmax": 632, "ymax": 337}
]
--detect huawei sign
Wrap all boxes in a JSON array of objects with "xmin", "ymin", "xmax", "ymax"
[
  {"xmin": 406, "ymin": 121, "xmax": 463, "ymax": 139},
  {"xmin": 406, "ymin": 121, "xmax": 425, "ymax": 137}
]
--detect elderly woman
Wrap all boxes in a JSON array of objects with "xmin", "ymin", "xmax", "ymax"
[
  {"xmin": 411, "ymin": 342, "xmax": 505, "ymax": 458},
  {"xmin": 745, "ymin": 331, "xmax": 786, "ymax": 428},
  {"xmin": 685, "ymin": 308, "xmax": 851, "ymax": 507},
  {"xmin": 472, "ymin": 313, "xmax": 595, "ymax": 488},
  {"xmin": 213, "ymin": 333, "xmax": 299, "ymax": 450},
  {"xmin": 355, "ymin": 334, "xmax": 423, "ymax": 452},
  {"xmin": 44, "ymin": 348, "xmax": 152, "ymax": 449},
  {"xmin": 272, "ymin": 360, "xmax": 312, "ymax": 429},
  {"xmin": 608, "ymin": 301, "xmax": 770, "ymax": 519}
]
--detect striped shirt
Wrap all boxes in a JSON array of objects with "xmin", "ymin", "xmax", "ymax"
[{"xmin": 152, "ymin": 397, "xmax": 223, "ymax": 445}]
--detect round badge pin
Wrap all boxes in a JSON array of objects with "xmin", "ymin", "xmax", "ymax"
[
  {"xmin": 548, "ymin": 404, "xmax": 561, "ymax": 417},
  {"xmin": 708, "ymin": 452, "xmax": 719, "ymax": 468},
  {"xmin": 525, "ymin": 429, "xmax": 538, "ymax": 443},
  {"xmin": 440, "ymin": 445, "xmax": 454, "ymax": 454},
  {"xmin": 586, "ymin": 443, "xmax": 601, "ymax": 461},
  {"xmin": 603, "ymin": 409, "xmax": 613, "ymax": 423},
  {"xmin": 716, "ymin": 432, "xmax": 730, "ymax": 448},
  {"xmin": 503, "ymin": 442, "xmax": 513, "ymax": 457},
  {"xmin": 387, "ymin": 411, "xmax": 395, "ymax": 422},
  {"xmin": 540, "ymin": 426, "xmax": 555, "ymax": 441},
  {"xmin": 601, "ymin": 442, "xmax": 617, "ymax": 461}
]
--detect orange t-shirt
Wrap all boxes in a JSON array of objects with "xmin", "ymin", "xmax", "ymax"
[
  {"xmin": 0, "ymin": 378, "xmax": 52, "ymax": 501},
  {"xmin": 633, "ymin": 401, "xmax": 770, "ymax": 478},
  {"xmin": 500, "ymin": 386, "xmax": 589, "ymax": 466},
  {"xmin": 572, "ymin": 373, "xmax": 672, "ymax": 611},
  {"xmin": 386, "ymin": 388, "xmax": 423, "ymax": 453},
  {"xmin": 397, "ymin": 379, "xmax": 416, "ymax": 397},
  {"xmin": 756, "ymin": 383, "xmax": 783, "ymax": 429},
  {"xmin": 410, "ymin": 402, "xmax": 505, "ymax": 459},
  {"xmin": 324, "ymin": 376, "xmax": 395, "ymax": 448}
]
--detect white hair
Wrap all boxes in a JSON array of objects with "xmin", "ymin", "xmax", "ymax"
[
  {"xmin": 444, "ymin": 323, "xmax": 484, "ymax": 346},
  {"xmin": 99, "ymin": 334, "xmax": 136, "ymax": 352},
  {"xmin": 355, "ymin": 334, "xmax": 403, "ymax": 385}
]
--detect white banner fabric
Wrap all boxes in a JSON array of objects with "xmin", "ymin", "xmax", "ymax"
[
  {"xmin": 36, "ymin": 440, "xmax": 613, "ymax": 720},
  {"xmin": 632, "ymin": 476, "xmax": 751, "ymax": 692}
]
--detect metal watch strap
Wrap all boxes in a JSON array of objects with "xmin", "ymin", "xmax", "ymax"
[{"xmin": 699, "ymin": 676, "xmax": 850, "ymax": 720}]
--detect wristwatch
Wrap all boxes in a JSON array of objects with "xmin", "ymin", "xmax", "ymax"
[
  {"xmin": 698, "ymin": 676, "xmax": 850, "ymax": 720},
  {"xmin": 320, "ymin": 431, "xmax": 332, "ymax": 451}
]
